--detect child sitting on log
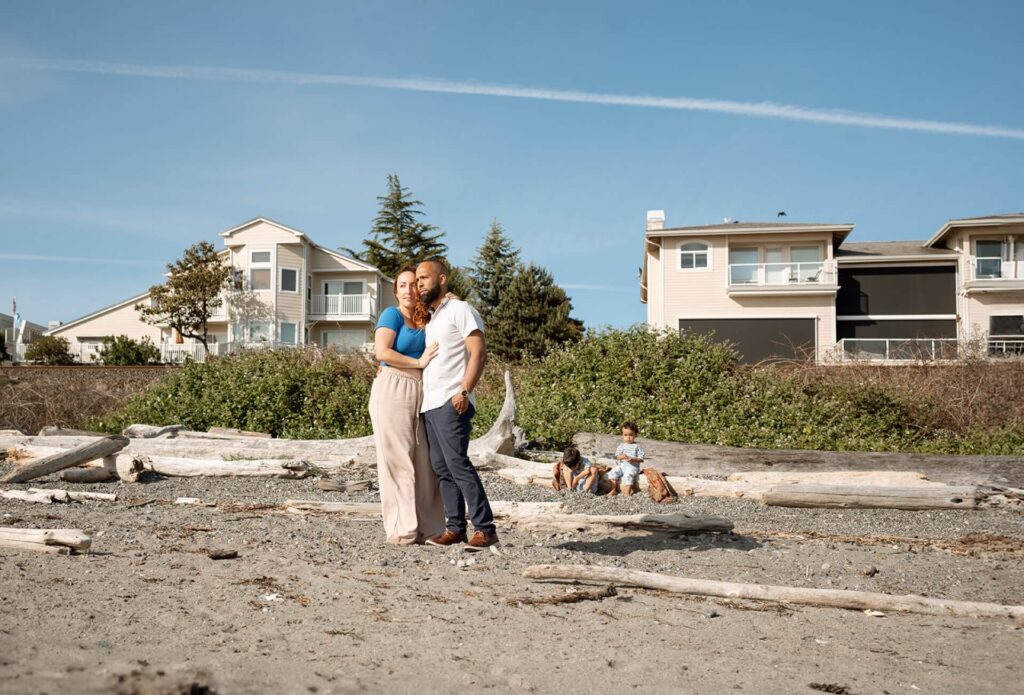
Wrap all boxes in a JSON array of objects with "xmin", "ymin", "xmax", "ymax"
[
  {"xmin": 551, "ymin": 446, "xmax": 602, "ymax": 494},
  {"xmin": 607, "ymin": 421, "xmax": 645, "ymax": 497}
]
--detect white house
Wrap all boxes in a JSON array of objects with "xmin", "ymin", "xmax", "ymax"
[{"xmin": 45, "ymin": 218, "xmax": 396, "ymax": 363}]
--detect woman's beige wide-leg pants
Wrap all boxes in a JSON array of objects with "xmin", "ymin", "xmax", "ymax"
[{"xmin": 368, "ymin": 368, "xmax": 446, "ymax": 544}]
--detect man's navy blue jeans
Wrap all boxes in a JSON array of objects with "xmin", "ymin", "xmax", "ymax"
[{"xmin": 423, "ymin": 401, "xmax": 496, "ymax": 534}]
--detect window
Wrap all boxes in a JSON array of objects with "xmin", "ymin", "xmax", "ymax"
[
  {"xmin": 790, "ymin": 245, "xmax": 822, "ymax": 282},
  {"xmin": 249, "ymin": 250, "xmax": 272, "ymax": 290},
  {"xmin": 728, "ymin": 247, "xmax": 759, "ymax": 284},
  {"xmin": 976, "ymin": 240, "xmax": 1003, "ymax": 278},
  {"xmin": 280, "ymin": 268, "xmax": 298, "ymax": 293},
  {"xmin": 249, "ymin": 321, "xmax": 271, "ymax": 342},
  {"xmin": 679, "ymin": 242, "xmax": 709, "ymax": 270},
  {"xmin": 279, "ymin": 322, "xmax": 297, "ymax": 344},
  {"xmin": 321, "ymin": 328, "xmax": 367, "ymax": 351},
  {"xmin": 990, "ymin": 315, "xmax": 1024, "ymax": 336}
]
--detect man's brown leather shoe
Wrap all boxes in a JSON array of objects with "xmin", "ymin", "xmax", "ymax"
[
  {"xmin": 465, "ymin": 530, "xmax": 499, "ymax": 551},
  {"xmin": 425, "ymin": 530, "xmax": 468, "ymax": 546}
]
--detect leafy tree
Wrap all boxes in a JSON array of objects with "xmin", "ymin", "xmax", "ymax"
[
  {"xmin": 24, "ymin": 336, "xmax": 75, "ymax": 365},
  {"xmin": 136, "ymin": 241, "xmax": 231, "ymax": 357},
  {"xmin": 354, "ymin": 174, "xmax": 448, "ymax": 277},
  {"xmin": 468, "ymin": 219, "xmax": 521, "ymax": 324},
  {"xmin": 98, "ymin": 335, "xmax": 161, "ymax": 365},
  {"xmin": 0, "ymin": 332, "xmax": 9, "ymax": 361},
  {"xmin": 488, "ymin": 263, "xmax": 583, "ymax": 362}
]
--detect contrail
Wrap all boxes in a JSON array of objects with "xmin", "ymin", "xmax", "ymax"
[
  {"xmin": 5, "ymin": 56, "xmax": 1024, "ymax": 140},
  {"xmin": 0, "ymin": 252, "xmax": 157, "ymax": 266}
]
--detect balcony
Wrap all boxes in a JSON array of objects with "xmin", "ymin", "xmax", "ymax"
[
  {"xmin": 837, "ymin": 338, "xmax": 959, "ymax": 362},
  {"xmin": 307, "ymin": 293, "xmax": 374, "ymax": 319},
  {"xmin": 965, "ymin": 257, "xmax": 1024, "ymax": 293},
  {"xmin": 727, "ymin": 261, "xmax": 839, "ymax": 296}
]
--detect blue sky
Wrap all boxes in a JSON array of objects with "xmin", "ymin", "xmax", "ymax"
[{"xmin": 1, "ymin": 1, "xmax": 1022, "ymax": 329}]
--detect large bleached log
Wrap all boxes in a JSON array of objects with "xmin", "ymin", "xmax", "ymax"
[
  {"xmin": 468, "ymin": 370, "xmax": 518, "ymax": 457},
  {"xmin": 522, "ymin": 564, "xmax": 1024, "ymax": 621},
  {"xmin": 1, "ymin": 435, "xmax": 371, "ymax": 470},
  {"xmin": 283, "ymin": 499, "xmax": 733, "ymax": 534},
  {"xmin": 0, "ymin": 527, "xmax": 93, "ymax": 553},
  {"xmin": 573, "ymin": 433, "xmax": 1024, "ymax": 486},
  {"xmin": 728, "ymin": 470, "xmax": 949, "ymax": 487},
  {"xmin": 0, "ymin": 435, "xmax": 129, "ymax": 484},
  {"xmin": 38, "ymin": 426, "xmax": 109, "ymax": 437},
  {"xmin": 1, "ymin": 489, "xmax": 117, "ymax": 504},
  {"xmin": 60, "ymin": 454, "xmax": 118, "ymax": 483},
  {"xmin": 142, "ymin": 456, "xmax": 313, "ymax": 478},
  {"xmin": 762, "ymin": 484, "xmax": 981, "ymax": 510},
  {"xmin": 122, "ymin": 424, "xmax": 185, "ymax": 438}
]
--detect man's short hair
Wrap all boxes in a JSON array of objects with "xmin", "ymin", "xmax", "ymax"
[{"xmin": 419, "ymin": 258, "xmax": 448, "ymax": 275}]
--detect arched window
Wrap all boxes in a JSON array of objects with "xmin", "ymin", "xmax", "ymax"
[{"xmin": 679, "ymin": 241, "xmax": 710, "ymax": 270}]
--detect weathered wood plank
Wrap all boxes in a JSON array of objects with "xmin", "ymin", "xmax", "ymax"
[
  {"xmin": 523, "ymin": 564, "xmax": 1024, "ymax": 620},
  {"xmin": 0, "ymin": 436, "xmax": 129, "ymax": 484},
  {"xmin": 573, "ymin": 433, "xmax": 1024, "ymax": 485}
]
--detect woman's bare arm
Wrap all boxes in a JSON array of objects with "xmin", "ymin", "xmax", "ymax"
[{"xmin": 374, "ymin": 328, "xmax": 438, "ymax": 369}]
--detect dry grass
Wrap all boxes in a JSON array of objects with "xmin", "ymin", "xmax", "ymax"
[
  {"xmin": 784, "ymin": 358, "xmax": 1024, "ymax": 436},
  {"xmin": 0, "ymin": 365, "xmax": 171, "ymax": 435}
]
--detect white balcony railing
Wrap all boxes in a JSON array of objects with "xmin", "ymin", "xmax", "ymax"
[
  {"xmin": 988, "ymin": 338, "xmax": 1024, "ymax": 357},
  {"xmin": 837, "ymin": 338, "xmax": 959, "ymax": 362},
  {"xmin": 728, "ymin": 261, "xmax": 835, "ymax": 286},
  {"xmin": 308, "ymin": 293, "xmax": 371, "ymax": 316},
  {"xmin": 970, "ymin": 257, "xmax": 1024, "ymax": 281}
]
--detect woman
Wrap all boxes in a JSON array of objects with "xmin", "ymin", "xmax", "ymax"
[{"xmin": 368, "ymin": 266, "xmax": 446, "ymax": 544}]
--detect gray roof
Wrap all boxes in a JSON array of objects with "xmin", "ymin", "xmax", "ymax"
[
  {"xmin": 951, "ymin": 213, "xmax": 1024, "ymax": 222},
  {"xmin": 836, "ymin": 241, "xmax": 957, "ymax": 258},
  {"xmin": 661, "ymin": 221, "xmax": 846, "ymax": 232}
]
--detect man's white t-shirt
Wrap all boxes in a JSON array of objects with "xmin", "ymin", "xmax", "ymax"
[{"xmin": 421, "ymin": 298, "xmax": 485, "ymax": 413}]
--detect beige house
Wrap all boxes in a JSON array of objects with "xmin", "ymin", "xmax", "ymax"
[
  {"xmin": 46, "ymin": 218, "xmax": 394, "ymax": 363},
  {"xmin": 641, "ymin": 211, "xmax": 1024, "ymax": 363}
]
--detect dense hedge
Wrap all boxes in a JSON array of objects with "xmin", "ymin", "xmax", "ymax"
[{"xmin": 86, "ymin": 329, "xmax": 1023, "ymax": 454}]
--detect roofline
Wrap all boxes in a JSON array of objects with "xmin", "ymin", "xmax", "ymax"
[
  {"xmin": 647, "ymin": 224, "xmax": 854, "ymax": 239},
  {"xmin": 220, "ymin": 217, "xmax": 308, "ymax": 240},
  {"xmin": 45, "ymin": 291, "xmax": 151, "ymax": 336},
  {"xmin": 925, "ymin": 216, "xmax": 1024, "ymax": 248},
  {"xmin": 309, "ymin": 240, "xmax": 380, "ymax": 273}
]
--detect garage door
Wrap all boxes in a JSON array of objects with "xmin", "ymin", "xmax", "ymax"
[{"xmin": 679, "ymin": 318, "xmax": 816, "ymax": 364}]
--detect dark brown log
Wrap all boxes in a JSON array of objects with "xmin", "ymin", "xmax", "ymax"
[
  {"xmin": 0, "ymin": 436, "xmax": 129, "ymax": 484},
  {"xmin": 573, "ymin": 433, "xmax": 1024, "ymax": 486}
]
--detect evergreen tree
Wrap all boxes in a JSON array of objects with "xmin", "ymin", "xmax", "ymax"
[
  {"xmin": 468, "ymin": 219, "xmax": 521, "ymax": 324},
  {"xmin": 356, "ymin": 174, "xmax": 448, "ymax": 277},
  {"xmin": 488, "ymin": 263, "xmax": 584, "ymax": 362}
]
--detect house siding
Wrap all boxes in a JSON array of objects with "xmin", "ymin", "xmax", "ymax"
[{"xmin": 275, "ymin": 243, "xmax": 304, "ymax": 337}]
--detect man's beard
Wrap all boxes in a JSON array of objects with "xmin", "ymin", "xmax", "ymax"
[{"xmin": 420, "ymin": 284, "xmax": 443, "ymax": 305}]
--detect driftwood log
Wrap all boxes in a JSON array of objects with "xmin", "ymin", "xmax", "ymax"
[
  {"xmin": 60, "ymin": 455, "xmax": 118, "ymax": 483},
  {"xmin": 523, "ymin": 564, "xmax": 1024, "ymax": 621},
  {"xmin": 283, "ymin": 500, "xmax": 734, "ymax": 534},
  {"xmin": 141, "ymin": 456, "xmax": 313, "ymax": 478},
  {"xmin": 2, "ymin": 488, "xmax": 116, "ymax": 504},
  {"xmin": 573, "ymin": 433, "xmax": 1024, "ymax": 486},
  {"xmin": 0, "ymin": 527, "xmax": 93, "ymax": 554},
  {"xmin": 0, "ymin": 435, "xmax": 129, "ymax": 484},
  {"xmin": 762, "ymin": 484, "xmax": 982, "ymax": 510},
  {"xmin": 467, "ymin": 370, "xmax": 518, "ymax": 457}
]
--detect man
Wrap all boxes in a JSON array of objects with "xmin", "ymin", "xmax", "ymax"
[{"xmin": 415, "ymin": 260, "xmax": 498, "ymax": 550}]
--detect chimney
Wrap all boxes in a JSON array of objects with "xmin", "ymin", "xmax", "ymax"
[
  {"xmin": 48, "ymin": 321, "xmax": 62, "ymax": 330},
  {"xmin": 646, "ymin": 210, "xmax": 665, "ymax": 231}
]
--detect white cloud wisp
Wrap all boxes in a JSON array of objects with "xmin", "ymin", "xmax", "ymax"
[{"xmin": 5, "ymin": 56, "xmax": 1024, "ymax": 140}]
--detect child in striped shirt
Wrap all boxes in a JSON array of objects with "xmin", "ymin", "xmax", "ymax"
[{"xmin": 607, "ymin": 421, "xmax": 645, "ymax": 497}]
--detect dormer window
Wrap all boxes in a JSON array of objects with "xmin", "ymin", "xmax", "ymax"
[{"xmin": 679, "ymin": 242, "xmax": 710, "ymax": 270}]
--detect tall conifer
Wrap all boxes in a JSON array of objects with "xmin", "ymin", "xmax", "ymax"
[
  {"xmin": 488, "ymin": 263, "xmax": 583, "ymax": 362},
  {"xmin": 468, "ymin": 219, "xmax": 521, "ymax": 323},
  {"xmin": 358, "ymin": 174, "xmax": 448, "ymax": 277}
]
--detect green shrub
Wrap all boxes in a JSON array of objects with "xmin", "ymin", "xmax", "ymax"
[
  {"xmin": 25, "ymin": 336, "xmax": 75, "ymax": 365},
  {"xmin": 98, "ymin": 335, "xmax": 161, "ymax": 365},
  {"xmin": 510, "ymin": 326, "xmax": 932, "ymax": 452}
]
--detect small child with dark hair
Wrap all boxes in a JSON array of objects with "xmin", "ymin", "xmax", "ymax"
[
  {"xmin": 607, "ymin": 421, "xmax": 645, "ymax": 496},
  {"xmin": 551, "ymin": 446, "xmax": 600, "ymax": 494}
]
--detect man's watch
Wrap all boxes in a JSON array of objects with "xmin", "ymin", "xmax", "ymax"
[{"xmin": 459, "ymin": 389, "xmax": 470, "ymax": 398}]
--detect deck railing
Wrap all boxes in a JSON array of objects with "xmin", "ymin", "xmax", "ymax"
[
  {"xmin": 728, "ymin": 261, "xmax": 835, "ymax": 286},
  {"xmin": 307, "ymin": 293, "xmax": 370, "ymax": 316},
  {"xmin": 971, "ymin": 257, "xmax": 1024, "ymax": 280},
  {"xmin": 837, "ymin": 338, "xmax": 959, "ymax": 362}
]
